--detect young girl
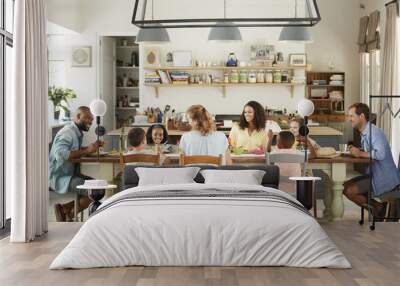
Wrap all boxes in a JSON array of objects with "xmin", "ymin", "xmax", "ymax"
[
  {"xmin": 289, "ymin": 118, "xmax": 320, "ymax": 152},
  {"xmin": 145, "ymin": 124, "xmax": 168, "ymax": 153}
]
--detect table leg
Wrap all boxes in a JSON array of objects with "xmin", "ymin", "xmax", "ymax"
[
  {"xmin": 322, "ymin": 170, "xmax": 333, "ymax": 221},
  {"xmin": 331, "ymin": 163, "xmax": 346, "ymax": 220}
]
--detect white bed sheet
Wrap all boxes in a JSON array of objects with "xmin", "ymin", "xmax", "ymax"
[{"xmin": 50, "ymin": 183, "xmax": 351, "ymax": 269}]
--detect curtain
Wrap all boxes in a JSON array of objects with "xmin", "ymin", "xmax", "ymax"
[
  {"xmin": 367, "ymin": 11, "xmax": 381, "ymax": 52},
  {"xmin": 378, "ymin": 3, "xmax": 398, "ymax": 145},
  {"xmin": 10, "ymin": 0, "xmax": 48, "ymax": 242},
  {"xmin": 360, "ymin": 53, "xmax": 369, "ymax": 104},
  {"xmin": 390, "ymin": 3, "xmax": 400, "ymax": 166},
  {"xmin": 358, "ymin": 16, "xmax": 369, "ymax": 53}
]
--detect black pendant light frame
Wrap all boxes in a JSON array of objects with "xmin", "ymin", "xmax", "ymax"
[{"xmin": 132, "ymin": 0, "xmax": 321, "ymax": 29}]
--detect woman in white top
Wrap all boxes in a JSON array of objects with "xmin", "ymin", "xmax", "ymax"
[{"xmin": 179, "ymin": 105, "xmax": 232, "ymax": 164}]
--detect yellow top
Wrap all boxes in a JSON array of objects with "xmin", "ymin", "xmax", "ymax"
[{"xmin": 228, "ymin": 123, "xmax": 269, "ymax": 152}]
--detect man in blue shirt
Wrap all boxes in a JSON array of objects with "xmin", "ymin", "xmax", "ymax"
[
  {"xmin": 344, "ymin": 103, "xmax": 400, "ymax": 219},
  {"xmin": 49, "ymin": 106, "xmax": 104, "ymax": 221}
]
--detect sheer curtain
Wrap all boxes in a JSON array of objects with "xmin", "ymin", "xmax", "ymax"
[
  {"xmin": 10, "ymin": 0, "xmax": 48, "ymax": 242},
  {"xmin": 391, "ymin": 7, "xmax": 400, "ymax": 166},
  {"xmin": 379, "ymin": 3, "xmax": 398, "ymax": 142}
]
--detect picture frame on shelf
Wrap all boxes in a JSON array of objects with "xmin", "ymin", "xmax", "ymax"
[
  {"xmin": 289, "ymin": 54, "xmax": 307, "ymax": 67},
  {"xmin": 71, "ymin": 46, "xmax": 92, "ymax": 67},
  {"xmin": 144, "ymin": 47, "xmax": 161, "ymax": 67},
  {"xmin": 173, "ymin": 51, "xmax": 193, "ymax": 67},
  {"xmin": 250, "ymin": 44, "xmax": 275, "ymax": 62}
]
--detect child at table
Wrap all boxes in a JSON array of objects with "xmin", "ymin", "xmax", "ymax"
[
  {"xmin": 268, "ymin": 131, "xmax": 316, "ymax": 195},
  {"xmin": 126, "ymin": 128, "xmax": 166, "ymax": 164},
  {"xmin": 145, "ymin": 124, "xmax": 169, "ymax": 154}
]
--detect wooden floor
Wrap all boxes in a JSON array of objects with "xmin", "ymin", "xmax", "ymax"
[{"xmin": 0, "ymin": 222, "xmax": 399, "ymax": 286}]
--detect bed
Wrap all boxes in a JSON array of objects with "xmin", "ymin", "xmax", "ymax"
[{"xmin": 50, "ymin": 165, "xmax": 350, "ymax": 269}]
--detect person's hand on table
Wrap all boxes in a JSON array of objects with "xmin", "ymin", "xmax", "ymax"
[
  {"xmin": 349, "ymin": 145, "xmax": 362, "ymax": 158},
  {"xmin": 86, "ymin": 140, "xmax": 105, "ymax": 154}
]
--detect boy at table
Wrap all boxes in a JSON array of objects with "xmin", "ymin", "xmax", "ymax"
[
  {"xmin": 268, "ymin": 131, "xmax": 316, "ymax": 194},
  {"xmin": 344, "ymin": 103, "xmax": 400, "ymax": 219}
]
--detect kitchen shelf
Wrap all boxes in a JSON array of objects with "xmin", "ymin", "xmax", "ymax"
[
  {"xmin": 144, "ymin": 82, "xmax": 305, "ymax": 98},
  {"xmin": 307, "ymin": 85, "xmax": 345, "ymax": 87},
  {"xmin": 116, "ymin": 87, "xmax": 139, "ymax": 90},
  {"xmin": 116, "ymin": 107, "xmax": 136, "ymax": 110},
  {"xmin": 117, "ymin": 66, "xmax": 139, "ymax": 70},
  {"xmin": 144, "ymin": 65, "xmax": 306, "ymax": 71},
  {"xmin": 306, "ymin": 71, "xmax": 346, "ymax": 122},
  {"xmin": 116, "ymin": 46, "xmax": 138, "ymax": 49}
]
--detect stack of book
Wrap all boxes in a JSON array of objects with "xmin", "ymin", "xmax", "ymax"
[
  {"xmin": 170, "ymin": 71, "xmax": 190, "ymax": 85},
  {"xmin": 157, "ymin": 70, "xmax": 172, "ymax": 84},
  {"xmin": 144, "ymin": 72, "xmax": 161, "ymax": 84}
]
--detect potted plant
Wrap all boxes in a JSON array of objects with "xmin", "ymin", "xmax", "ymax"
[{"xmin": 48, "ymin": 86, "xmax": 77, "ymax": 120}]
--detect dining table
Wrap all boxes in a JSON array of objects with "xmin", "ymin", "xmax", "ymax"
[{"xmin": 73, "ymin": 153, "xmax": 370, "ymax": 221}]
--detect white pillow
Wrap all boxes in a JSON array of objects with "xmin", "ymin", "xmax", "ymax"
[
  {"xmin": 135, "ymin": 167, "xmax": 201, "ymax": 186},
  {"xmin": 200, "ymin": 170, "xmax": 266, "ymax": 185}
]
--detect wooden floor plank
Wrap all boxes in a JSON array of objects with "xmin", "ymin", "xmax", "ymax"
[{"xmin": 0, "ymin": 222, "xmax": 400, "ymax": 286}]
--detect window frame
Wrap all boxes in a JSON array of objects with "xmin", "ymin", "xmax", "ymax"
[{"xmin": 0, "ymin": 0, "xmax": 14, "ymax": 232}]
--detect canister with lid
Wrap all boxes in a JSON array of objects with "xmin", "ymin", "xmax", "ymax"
[
  {"xmin": 230, "ymin": 70, "xmax": 239, "ymax": 83},
  {"xmin": 273, "ymin": 70, "xmax": 282, "ymax": 83},
  {"xmin": 239, "ymin": 70, "xmax": 248, "ymax": 83},
  {"xmin": 256, "ymin": 70, "xmax": 265, "ymax": 83},
  {"xmin": 248, "ymin": 70, "xmax": 257, "ymax": 83}
]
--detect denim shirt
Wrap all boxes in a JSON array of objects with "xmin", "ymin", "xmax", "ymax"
[
  {"xmin": 49, "ymin": 123, "xmax": 83, "ymax": 194},
  {"xmin": 361, "ymin": 123, "xmax": 400, "ymax": 196}
]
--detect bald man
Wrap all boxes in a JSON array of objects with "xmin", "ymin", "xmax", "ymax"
[{"xmin": 49, "ymin": 106, "xmax": 104, "ymax": 222}]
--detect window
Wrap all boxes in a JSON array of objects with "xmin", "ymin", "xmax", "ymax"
[
  {"xmin": 1, "ymin": 0, "xmax": 14, "ymax": 231},
  {"xmin": 360, "ymin": 50, "xmax": 381, "ymax": 105}
]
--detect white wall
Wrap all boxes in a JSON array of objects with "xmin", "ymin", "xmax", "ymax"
[
  {"xmin": 306, "ymin": 0, "xmax": 361, "ymax": 107},
  {"xmin": 47, "ymin": 0, "xmax": 82, "ymax": 33},
  {"xmin": 48, "ymin": 22, "xmax": 98, "ymax": 145},
  {"xmin": 47, "ymin": 0, "xmax": 364, "ymax": 118}
]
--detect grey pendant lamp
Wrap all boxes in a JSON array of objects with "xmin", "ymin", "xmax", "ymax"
[
  {"xmin": 136, "ymin": 0, "xmax": 170, "ymax": 43},
  {"xmin": 208, "ymin": 0, "xmax": 242, "ymax": 42},
  {"xmin": 136, "ymin": 25, "xmax": 170, "ymax": 43},
  {"xmin": 279, "ymin": 0, "xmax": 313, "ymax": 43}
]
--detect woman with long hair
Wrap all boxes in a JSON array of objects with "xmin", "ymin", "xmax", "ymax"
[
  {"xmin": 229, "ymin": 101, "xmax": 272, "ymax": 153},
  {"xmin": 179, "ymin": 105, "xmax": 231, "ymax": 164}
]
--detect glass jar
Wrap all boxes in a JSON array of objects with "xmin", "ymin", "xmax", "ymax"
[
  {"xmin": 281, "ymin": 70, "xmax": 289, "ymax": 83},
  {"xmin": 239, "ymin": 70, "xmax": 248, "ymax": 83},
  {"xmin": 224, "ymin": 73, "xmax": 230, "ymax": 83},
  {"xmin": 248, "ymin": 70, "xmax": 257, "ymax": 83},
  {"xmin": 265, "ymin": 70, "xmax": 273, "ymax": 83},
  {"xmin": 273, "ymin": 70, "xmax": 282, "ymax": 83},
  {"xmin": 256, "ymin": 70, "xmax": 265, "ymax": 83},
  {"xmin": 230, "ymin": 70, "xmax": 239, "ymax": 83}
]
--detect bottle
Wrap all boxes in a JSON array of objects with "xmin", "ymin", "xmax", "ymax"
[{"xmin": 130, "ymin": 51, "xmax": 138, "ymax": 67}]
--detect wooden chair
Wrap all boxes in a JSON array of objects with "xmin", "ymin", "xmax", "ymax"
[
  {"xmin": 179, "ymin": 154, "xmax": 223, "ymax": 166},
  {"xmin": 266, "ymin": 152, "xmax": 318, "ymax": 218},
  {"xmin": 119, "ymin": 153, "xmax": 161, "ymax": 171}
]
